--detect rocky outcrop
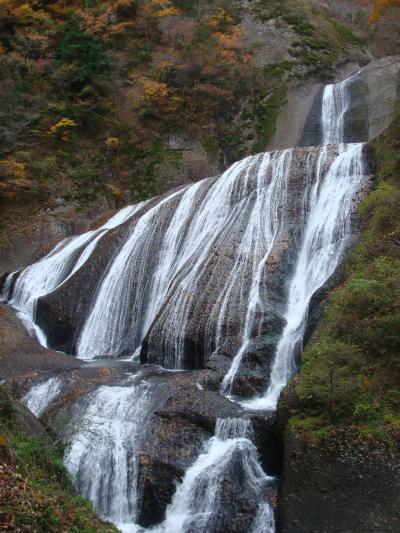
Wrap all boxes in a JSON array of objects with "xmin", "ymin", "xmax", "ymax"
[
  {"xmin": 0, "ymin": 303, "xmax": 81, "ymax": 384},
  {"xmin": 35, "ymin": 364, "xmax": 279, "ymax": 530},
  {"xmin": 278, "ymin": 426, "xmax": 400, "ymax": 532},
  {"xmin": 0, "ymin": 384, "xmax": 48, "ymax": 438},
  {"xmin": 0, "ymin": 199, "xmax": 114, "ymax": 273},
  {"xmin": 19, "ymin": 150, "xmax": 319, "ymax": 377},
  {"xmin": 269, "ymin": 56, "xmax": 400, "ymax": 150}
]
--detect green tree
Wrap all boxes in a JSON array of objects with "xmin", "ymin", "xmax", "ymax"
[{"xmin": 56, "ymin": 16, "xmax": 109, "ymax": 91}]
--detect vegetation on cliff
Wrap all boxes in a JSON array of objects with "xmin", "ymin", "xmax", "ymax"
[
  {"xmin": 0, "ymin": 385, "xmax": 117, "ymax": 532},
  {"xmin": 283, "ymin": 112, "xmax": 400, "ymax": 449},
  {"xmin": 0, "ymin": 0, "xmax": 367, "ymax": 239}
]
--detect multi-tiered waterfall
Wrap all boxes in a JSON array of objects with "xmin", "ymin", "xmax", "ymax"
[{"xmin": 4, "ymin": 70, "xmax": 370, "ymax": 532}]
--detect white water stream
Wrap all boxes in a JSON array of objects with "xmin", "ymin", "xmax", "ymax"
[
  {"xmin": 152, "ymin": 418, "xmax": 274, "ymax": 533},
  {"xmin": 1, "ymin": 203, "xmax": 144, "ymax": 345},
  {"xmin": 21, "ymin": 376, "xmax": 62, "ymax": 417}
]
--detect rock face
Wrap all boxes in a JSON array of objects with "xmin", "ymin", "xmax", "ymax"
[
  {"xmin": 31, "ymin": 364, "xmax": 279, "ymax": 530},
  {"xmin": 0, "ymin": 199, "xmax": 113, "ymax": 273},
  {"xmin": 268, "ymin": 56, "xmax": 400, "ymax": 150},
  {"xmin": 0, "ymin": 303, "xmax": 81, "ymax": 384},
  {"xmin": 279, "ymin": 427, "xmax": 400, "ymax": 533}
]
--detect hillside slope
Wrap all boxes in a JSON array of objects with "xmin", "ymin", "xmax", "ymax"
[{"xmin": 0, "ymin": 0, "xmax": 370, "ymax": 270}]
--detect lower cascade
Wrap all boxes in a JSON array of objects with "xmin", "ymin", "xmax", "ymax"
[
  {"xmin": 1, "ymin": 72, "xmax": 372, "ymax": 532},
  {"xmin": 63, "ymin": 378, "xmax": 157, "ymax": 530},
  {"xmin": 152, "ymin": 418, "xmax": 274, "ymax": 533}
]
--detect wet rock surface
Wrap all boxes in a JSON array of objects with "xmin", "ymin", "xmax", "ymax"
[
  {"xmin": 26, "ymin": 361, "xmax": 280, "ymax": 530},
  {"xmin": 14, "ymin": 145, "xmax": 371, "ymax": 404}
]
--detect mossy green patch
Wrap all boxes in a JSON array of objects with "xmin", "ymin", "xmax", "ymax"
[{"xmin": 252, "ymin": 86, "xmax": 288, "ymax": 152}]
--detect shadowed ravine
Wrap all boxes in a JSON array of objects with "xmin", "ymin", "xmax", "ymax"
[{"xmin": 2, "ymin": 70, "xmax": 372, "ymax": 532}]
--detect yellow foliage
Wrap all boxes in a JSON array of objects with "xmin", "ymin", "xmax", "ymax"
[
  {"xmin": 156, "ymin": 7, "xmax": 180, "ymax": 17},
  {"xmin": 156, "ymin": 60, "xmax": 174, "ymax": 71},
  {"xmin": 207, "ymin": 8, "xmax": 234, "ymax": 30},
  {"xmin": 142, "ymin": 79, "xmax": 168, "ymax": 100},
  {"xmin": 0, "ymin": 156, "xmax": 32, "ymax": 198},
  {"xmin": 216, "ymin": 28, "xmax": 242, "ymax": 51},
  {"xmin": 151, "ymin": 0, "xmax": 180, "ymax": 17},
  {"xmin": 106, "ymin": 183, "xmax": 125, "ymax": 201},
  {"xmin": 49, "ymin": 118, "xmax": 77, "ymax": 139},
  {"xmin": 105, "ymin": 137, "xmax": 120, "ymax": 148}
]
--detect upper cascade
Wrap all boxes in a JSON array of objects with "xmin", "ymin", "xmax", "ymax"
[
  {"xmin": 321, "ymin": 72, "xmax": 360, "ymax": 144},
  {"xmin": 0, "ymin": 73, "xmax": 371, "ymax": 403}
]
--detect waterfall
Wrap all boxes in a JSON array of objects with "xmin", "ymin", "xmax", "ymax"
[
  {"xmin": 21, "ymin": 376, "xmax": 62, "ymax": 417},
  {"xmin": 244, "ymin": 143, "xmax": 365, "ymax": 410},
  {"xmin": 63, "ymin": 378, "xmax": 158, "ymax": 531},
  {"xmin": 74, "ymin": 144, "xmax": 363, "ymax": 367},
  {"xmin": 76, "ymin": 155, "xmax": 270, "ymax": 361},
  {"xmin": 251, "ymin": 504, "xmax": 276, "ymax": 533},
  {"xmin": 76, "ymin": 187, "xmax": 194, "ymax": 358},
  {"xmin": 152, "ymin": 418, "xmax": 275, "ymax": 533},
  {"xmin": 321, "ymin": 71, "xmax": 360, "ymax": 144},
  {"xmin": 1, "ymin": 203, "xmax": 143, "ymax": 345},
  {"xmin": 5, "ymin": 68, "xmax": 370, "ymax": 533}
]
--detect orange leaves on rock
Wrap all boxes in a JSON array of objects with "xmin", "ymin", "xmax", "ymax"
[{"xmin": 370, "ymin": 0, "xmax": 400, "ymax": 22}]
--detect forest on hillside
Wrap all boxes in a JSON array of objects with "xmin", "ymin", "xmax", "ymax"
[{"xmin": 0, "ymin": 0, "xmax": 384, "ymax": 213}]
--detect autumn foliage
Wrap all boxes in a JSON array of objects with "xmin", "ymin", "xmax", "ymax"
[{"xmin": 370, "ymin": 0, "xmax": 400, "ymax": 22}]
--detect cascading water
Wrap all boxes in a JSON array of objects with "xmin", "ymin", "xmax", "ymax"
[
  {"xmin": 152, "ymin": 418, "xmax": 275, "ymax": 533},
  {"xmin": 1, "ymin": 203, "xmax": 143, "ymax": 346},
  {"xmin": 6, "ymin": 69, "xmax": 369, "ymax": 533},
  {"xmin": 21, "ymin": 376, "xmax": 62, "ymax": 417},
  {"xmin": 238, "ymin": 73, "xmax": 365, "ymax": 409},
  {"xmin": 244, "ymin": 142, "xmax": 365, "ymax": 410},
  {"xmin": 321, "ymin": 69, "xmax": 362, "ymax": 145},
  {"xmin": 76, "ymin": 152, "xmax": 290, "ymax": 362},
  {"xmin": 63, "ymin": 377, "xmax": 158, "ymax": 531}
]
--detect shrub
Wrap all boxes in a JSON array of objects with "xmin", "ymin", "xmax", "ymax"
[{"xmin": 56, "ymin": 16, "xmax": 110, "ymax": 91}]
